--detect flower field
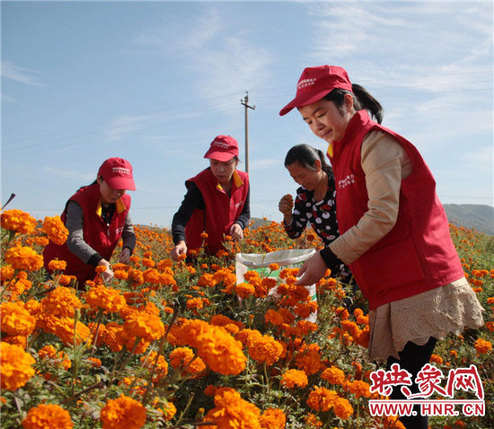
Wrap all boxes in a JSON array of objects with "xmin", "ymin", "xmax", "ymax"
[{"xmin": 1, "ymin": 209, "xmax": 493, "ymax": 429}]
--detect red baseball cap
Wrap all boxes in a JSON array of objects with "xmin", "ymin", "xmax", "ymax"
[
  {"xmin": 203, "ymin": 135, "xmax": 239, "ymax": 162},
  {"xmin": 98, "ymin": 157, "xmax": 136, "ymax": 191},
  {"xmin": 279, "ymin": 65, "xmax": 353, "ymax": 116}
]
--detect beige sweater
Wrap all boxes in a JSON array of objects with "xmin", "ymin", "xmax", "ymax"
[{"xmin": 329, "ymin": 130, "xmax": 413, "ymax": 264}]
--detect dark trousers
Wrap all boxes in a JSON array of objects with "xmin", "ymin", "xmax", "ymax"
[{"xmin": 386, "ymin": 337, "xmax": 437, "ymax": 429}]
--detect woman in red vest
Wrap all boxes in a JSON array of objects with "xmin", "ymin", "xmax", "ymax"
[
  {"xmin": 171, "ymin": 135, "xmax": 250, "ymax": 260},
  {"xmin": 43, "ymin": 157, "xmax": 136, "ymax": 287},
  {"xmin": 280, "ymin": 66, "xmax": 484, "ymax": 429}
]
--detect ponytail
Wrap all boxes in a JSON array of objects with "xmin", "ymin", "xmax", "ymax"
[
  {"xmin": 284, "ymin": 144, "xmax": 333, "ymax": 175},
  {"xmin": 324, "ymin": 84, "xmax": 384, "ymax": 124}
]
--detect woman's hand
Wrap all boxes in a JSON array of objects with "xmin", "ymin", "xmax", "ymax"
[
  {"xmin": 98, "ymin": 259, "xmax": 114, "ymax": 283},
  {"xmin": 119, "ymin": 247, "xmax": 131, "ymax": 264},
  {"xmin": 171, "ymin": 241, "xmax": 187, "ymax": 261},
  {"xmin": 295, "ymin": 251, "xmax": 327, "ymax": 286},
  {"xmin": 229, "ymin": 223, "xmax": 244, "ymax": 242},
  {"xmin": 278, "ymin": 194, "xmax": 294, "ymax": 224}
]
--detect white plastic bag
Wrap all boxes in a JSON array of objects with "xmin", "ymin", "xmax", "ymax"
[{"xmin": 235, "ymin": 249, "xmax": 317, "ymax": 322}]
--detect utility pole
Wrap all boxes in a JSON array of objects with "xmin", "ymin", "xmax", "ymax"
[{"xmin": 240, "ymin": 91, "xmax": 255, "ymax": 173}]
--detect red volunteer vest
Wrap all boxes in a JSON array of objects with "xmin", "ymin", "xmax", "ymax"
[
  {"xmin": 185, "ymin": 168, "xmax": 249, "ymax": 255},
  {"xmin": 329, "ymin": 111, "xmax": 464, "ymax": 309},
  {"xmin": 43, "ymin": 184, "xmax": 131, "ymax": 286}
]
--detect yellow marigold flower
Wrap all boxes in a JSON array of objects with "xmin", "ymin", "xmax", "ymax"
[
  {"xmin": 259, "ymin": 408, "xmax": 286, "ymax": 429},
  {"xmin": 306, "ymin": 386, "xmax": 339, "ymax": 412},
  {"xmin": 4, "ymin": 245, "xmax": 43, "ymax": 271},
  {"xmin": 123, "ymin": 310, "xmax": 165, "ymax": 343},
  {"xmin": 321, "ymin": 365, "xmax": 346, "ymax": 385},
  {"xmin": 0, "ymin": 342, "xmax": 35, "ymax": 391},
  {"xmin": 0, "ymin": 301, "xmax": 36, "ymax": 337},
  {"xmin": 100, "ymin": 395, "xmax": 146, "ymax": 429},
  {"xmin": 204, "ymin": 387, "xmax": 261, "ymax": 429},
  {"xmin": 169, "ymin": 346, "xmax": 206, "ymax": 376},
  {"xmin": 41, "ymin": 287, "xmax": 82, "ymax": 318},
  {"xmin": 47, "ymin": 259, "xmax": 67, "ymax": 271},
  {"xmin": 42, "ymin": 216, "xmax": 69, "ymax": 245},
  {"xmin": 22, "ymin": 404, "xmax": 73, "ymax": 429},
  {"xmin": 84, "ymin": 285, "xmax": 126, "ymax": 313},
  {"xmin": 474, "ymin": 338, "xmax": 492, "ymax": 354},
  {"xmin": 248, "ymin": 334, "xmax": 283, "ymax": 366},
  {"xmin": 280, "ymin": 369, "xmax": 308, "ymax": 389},
  {"xmin": 1, "ymin": 209, "xmax": 37, "ymax": 235}
]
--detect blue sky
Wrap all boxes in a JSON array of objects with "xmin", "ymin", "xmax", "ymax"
[{"xmin": 2, "ymin": 0, "xmax": 493, "ymax": 228}]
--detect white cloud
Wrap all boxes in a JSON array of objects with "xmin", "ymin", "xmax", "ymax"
[
  {"xmin": 1, "ymin": 61, "xmax": 43, "ymax": 86},
  {"xmin": 129, "ymin": 7, "xmax": 273, "ymax": 114},
  {"xmin": 44, "ymin": 166, "xmax": 94, "ymax": 183}
]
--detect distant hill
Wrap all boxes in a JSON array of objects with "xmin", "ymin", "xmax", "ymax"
[
  {"xmin": 250, "ymin": 204, "xmax": 494, "ymax": 236},
  {"xmin": 443, "ymin": 204, "xmax": 494, "ymax": 236}
]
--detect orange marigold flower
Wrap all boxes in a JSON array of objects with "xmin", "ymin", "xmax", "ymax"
[
  {"xmin": 248, "ymin": 334, "xmax": 283, "ymax": 366},
  {"xmin": 88, "ymin": 357, "xmax": 102, "ymax": 368},
  {"xmin": 4, "ymin": 245, "xmax": 43, "ymax": 271},
  {"xmin": 169, "ymin": 346, "xmax": 206, "ymax": 376},
  {"xmin": 0, "ymin": 342, "xmax": 36, "ymax": 391},
  {"xmin": 22, "ymin": 404, "xmax": 73, "ymax": 429},
  {"xmin": 204, "ymin": 387, "xmax": 261, "ymax": 429},
  {"xmin": 265, "ymin": 309, "xmax": 284, "ymax": 326},
  {"xmin": 347, "ymin": 379, "xmax": 371, "ymax": 399},
  {"xmin": 268, "ymin": 263, "xmax": 280, "ymax": 271},
  {"xmin": 140, "ymin": 351, "xmax": 169, "ymax": 381},
  {"xmin": 474, "ymin": 338, "xmax": 492, "ymax": 354},
  {"xmin": 186, "ymin": 297, "xmax": 205, "ymax": 311},
  {"xmin": 280, "ymin": 369, "xmax": 308, "ymax": 389},
  {"xmin": 259, "ymin": 408, "xmax": 286, "ymax": 429},
  {"xmin": 485, "ymin": 321, "xmax": 494, "ymax": 332},
  {"xmin": 47, "ymin": 259, "xmax": 67, "ymax": 271},
  {"xmin": 430, "ymin": 354, "xmax": 443, "ymax": 364},
  {"xmin": 333, "ymin": 397, "xmax": 354, "ymax": 419},
  {"xmin": 41, "ymin": 287, "xmax": 82, "ymax": 318},
  {"xmin": 306, "ymin": 386, "xmax": 339, "ymax": 412},
  {"xmin": 159, "ymin": 400, "xmax": 177, "ymax": 421},
  {"xmin": 42, "ymin": 216, "xmax": 69, "ymax": 245},
  {"xmin": 235, "ymin": 282, "xmax": 255, "ymax": 299},
  {"xmin": 1, "ymin": 209, "xmax": 37, "ymax": 235},
  {"xmin": 0, "ymin": 301, "xmax": 36, "ymax": 337},
  {"xmin": 304, "ymin": 413, "xmax": 322, "ymax": 428},
  {"xmin": 321, "ymin": 365, "xmax": 346, "ymax": 385},
  {"xmin": 295, "ymin": 343, "xmax": 323, "ymax": 375},
  {"xmin": 123, "ymin": 310, "xmax": 165, "ymax": 343},
  {"xmin": 1, "ymin": 265, "xmax": 15, "ymax": 283},
  {"xmin": 84, "ymin": 285, "xmax": 127, "ymax": 313},
  {"xmin": 335, "ymin": 306, "xmax": 349, "ymax": 320},
  {"xmin": 38, "ymin": 315, "xmax": 91, "ymax": 346},
  {"xmin": 100, "ymin": 395, "xmax": 147, "ymax": 429},
  {"xmin": 200, "ymin": 232, "xmax": 208, "ymax": 239}
]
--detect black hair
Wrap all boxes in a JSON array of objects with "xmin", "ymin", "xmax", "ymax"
[
  {"xmin": 324, "ymin": 83, "xmax": 383, "ymax": 124},
  {"xmin": 284, "ymin": 144, "xmax": 333, "ymax": 175}
]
